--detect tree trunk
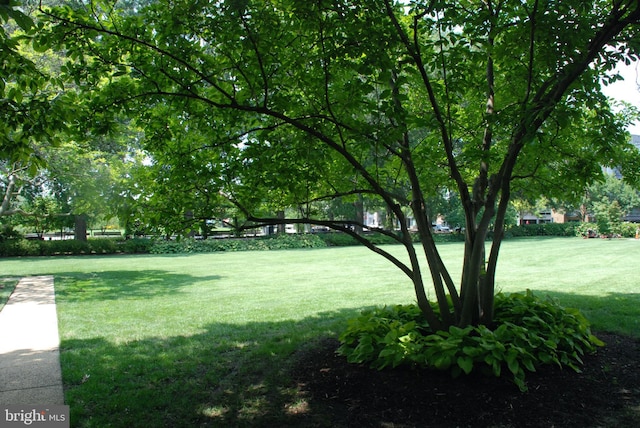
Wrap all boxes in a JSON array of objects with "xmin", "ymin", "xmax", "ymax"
[
  {"xmin": 74, "ymin": 214, "xmax": 88, "ymax": 241},
  {"xmin": 277, "ymin": 210, "xmax": 285, "ymax": 234},
  {"xmin": 353, "ymin": 197, "xmax": 364, "ymax": 234}
]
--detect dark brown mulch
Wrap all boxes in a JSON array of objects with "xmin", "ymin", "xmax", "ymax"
[{"xmin": 290, "ymin": 332, "xmax": 640, "ymax": 427}]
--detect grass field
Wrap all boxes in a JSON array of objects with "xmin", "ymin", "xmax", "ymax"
[
  {"xmin": 1, "ymin": 237, "xmax": 639, "ymax": 426},
  {"xmin": 0, "ymin": 277, "xmax": 19, "ymax": 310}
]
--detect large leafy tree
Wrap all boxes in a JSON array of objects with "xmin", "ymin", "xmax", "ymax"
[
  {"xmin": 0, "ymin": 0, "xmax": 80, "ymax": 217},
  {"xmin": 42, "ymin": 0, "xmax": 640, "ymax": 329}
]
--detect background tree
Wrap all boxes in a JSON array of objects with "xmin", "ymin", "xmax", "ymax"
[
  {"xmin": 1, "ymin": 0, "xmax": 79, "ymax": 220},
  {"xmin": 586, "ymin": 172, "xmax": 640, "ymax": 233},
  {"xmin": 41, "ymin": 0, "xmax": 640, "ymax": 329}
]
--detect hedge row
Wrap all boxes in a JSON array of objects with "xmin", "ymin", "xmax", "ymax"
[
  {"xmin": 149, "ymin": 234, "xmax": 327, "ymax": 254},
  {"xmin": 505, "ymin": 223, "xmax": 580, "ymax": 237},
  {"xmin": 0, "ymin": 238, "xmax": 154, "ymax": 257},
  {"xmin": 0, "ymin": 235, "xmax": 326, "ymax": 257},
  {"xmin": 507, "ymin": 222, "xmax": 639, "ymax": 238},
  {"xmin": 2, "ymin": 223, "xmax": 634, "ymax": 257}
]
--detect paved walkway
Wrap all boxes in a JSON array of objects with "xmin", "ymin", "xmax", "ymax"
[{"xmin": 0, "ymin": 275, "xmax": 64, "ymax": 405}]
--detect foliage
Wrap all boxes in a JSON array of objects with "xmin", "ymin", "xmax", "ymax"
[
  {"xmin": 17, "ymin": 195, "xmax": 68, "ymax": 235},
  {"xmin": 319, "ymin": 231, "xmax": 465, "ymax": 246},
  {"xmin": 581, "ymin": 173, "xmax": 640, "ymax": 234},
  {"xmin": 149, "ymin": 234, "xmax": 327, "ymax": 254},
  {"xmin": 0, "ymin": 234, "xmax": 327, "ymax": 257},
  {"xmin": 507, "ymin": 223, "xmax": 580, "ymax": 238},
  {"xmin": 0, "ymin": 223, "xmax": 22, "ymax": 241},
  {"xmin": 117, "ymin": 237, "xmax": 155, "ymax": 254},
  {"xmin": 338, "ymin": 291, "xmax": 603, "ymax": 391},
  {"xmin": 574, "ymin": 221, "xmax": 640, "ymax": 238},
  {"xmin": 320, "ymin": 231, "xmax": 402, "ymax": 247},
  {"xmin": 0, "ymin": 237, "xmax": 40, "ymax": 256},
  {"xmin": 615, "ymin": 221, "xmax": 640, "ymax": 237},
  {"xmin": 588, "ymin": 173, "xmax": 640, "ymax": 216},
  {"xmin": 42, "ymin": 141, "xmax": 141, "ymax": 231},
  {"xmin": 0, "ymin": 237, "xmax": 153, "ymax": 257},
  {"xmin": 506, "ymin": 221, "xmax": 640, "ymax": 238},
  {"xmin": 1, "ymin": 1, "xmax": 79, "ymax": 217},
  {"xmin": 38, "ymin": 0, "xmax": 640, "ymax": 331}
]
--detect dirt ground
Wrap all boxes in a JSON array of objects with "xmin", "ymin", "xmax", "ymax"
[{"xmin": 291, "ymin": 332, "xmax": 640, "ymax": 427}]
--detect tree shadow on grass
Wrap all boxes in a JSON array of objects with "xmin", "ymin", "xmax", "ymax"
[
  {"xmin": 519, "ymin": 289, "xmax": 640, "ymax": 338},
  {"xmin": 59, "ymin": 309, "xmax": 361, "ymax": 428},
  {"xmin": 53, "ymin": 270, "xmax": 222, "ymax": 302},
  {"xmin": 57, "ymin": 292, "xmax": 640, "ymax": 427}
]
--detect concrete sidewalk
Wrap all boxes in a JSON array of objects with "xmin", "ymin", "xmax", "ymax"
[{"xmin": 0, "ymin": 275, "xmax": 64, "ymax": 405}]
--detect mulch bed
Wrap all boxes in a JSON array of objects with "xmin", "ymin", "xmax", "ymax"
[{"xmin": 290, "ymin": 332, "xmax": 640, "ymax": 427}]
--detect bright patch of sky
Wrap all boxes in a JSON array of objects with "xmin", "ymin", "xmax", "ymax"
[{"xmin": 601, "ymin": 60, "xmax": 640, "ymax": 135}]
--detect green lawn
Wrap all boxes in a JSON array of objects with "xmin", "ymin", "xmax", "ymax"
[
  {"xmin": 0, "ymin": 277, "xmax": 19, "ymax": 310},
  {"xmin": 1, "ymin": 237, "xmax": 639, "ymax": 427}
]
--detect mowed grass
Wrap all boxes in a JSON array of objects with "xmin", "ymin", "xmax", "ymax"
[
  {"xmin": 0, "ymin": 276, "xmax": 19, "ymax": 310},
  {"xmin": 1, "ymin": 237, "xmax": 639, "ymax": 427}
]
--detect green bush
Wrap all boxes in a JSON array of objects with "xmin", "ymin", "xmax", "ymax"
[
  {"xmin": 319, "ymin": 231, "xmax": 464, "ymax": 247},
  {"xmin": 0, "ymin": 225, "xmax": 22, "ymax": 241},
  {"xmin": 149, "ymin": 234, "xmax": 327, "ymax": 254},
  {"xmin": 575, "ymin": 222, "xmax": 598, "ymax": 238},
  {"xmin": 337, "ymin": 291, "xmax": 603, "ymax": 391},
  {"xmin": 0, "ymin": 238, "xmax": 156, "ymax": 257},
  {"xmin": 573, "ymin": 221, "xmax": 638, "ymax": 238},
  {"xmin": 88, "ymin": 239, "xmax": 119, "ymax": 254},
  {"xmin": 119, "ymin": 238, "xmax": 155, "ymax": 254},
  {"xmin": 613, "ymin": 222, "xmax": 639, "ymax": 238},
  {"xmin": 318, "ymin": 233, "xmax": 360, "ymax": 247},
  {"xmin": 508, "ymin": 223, "xmax": 578, "ymax": 237},
  {"xmin": 0, "ymin": 239, "xmax": 41, "ymax": 257},
  {"xmin": 41, "ymin": 239, "xmax": 91, "ymax": 255}
]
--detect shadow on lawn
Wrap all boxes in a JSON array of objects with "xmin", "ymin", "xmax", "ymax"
[
  {"xmin": 523, "ymin": 289, "xmax": 640, "ymax": 338},
  {"xmin": 54, "ymin": 270, "xmax": 222, "ymax": 302},
  {"xmin": 58, "ymin": 292, "xmax": 640, "ymax": 427},
  {"xmin": 59, "ymin": 309, "xmax": 360, "ymax": 428}
]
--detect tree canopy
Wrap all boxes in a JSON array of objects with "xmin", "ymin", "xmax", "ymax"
[
  {"xmin": 0, "ymin": 0, "xmax": 82, "ymax": 217},
  {"xmin": 38, "ymin": 0, "xmax": 640, "ymax": 328}
]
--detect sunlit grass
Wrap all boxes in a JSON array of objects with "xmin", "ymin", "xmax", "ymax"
[{"xmin": 1, "ymin": 237, "xmax": 639, "ymax": 426}]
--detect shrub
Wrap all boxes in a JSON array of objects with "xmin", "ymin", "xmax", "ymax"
[
  {"xmin": 613, "ymin": 222, "xmax": 638, "ymax": 238},
  {"xmin": 508, "ymin": 223, "xmax": 578, "ymax": 237},
  {"xmin": 0, "ymin": 239, "xmax": 41, "ymax": 257},
  {"xmin": 319, "ymin": 231, "xmax": 464, "ymax": 247},
  {"xmin": 573, "ymin": 222, "xmax": 638, "ymax": 238},
  {"xmin": 88, "ymin": 238, "xmax": 119, "ymax": 254},
  {"xmin": 119, "ymin": 238, "xmax": 155, "ymax": 254},
  {"xmin": 318, "ymin": 232, "xmax": 359, "ymax": 247},
  {"xmin": 575, "ymin": 222, "xmax": 598, "ymax": 238},
  {"xmin": 149, "ymin": 234, "xmax": 327, "ymax": 254},
  {"xmin": 337, "ymin": 291, "xmax": 603, "ymax": 391},
  {"xmin": 0, "ymin": 225, "xmax": 22, "ymax": 241},
  {"xmin": 40, "ymin": 239, "xmax": 91, "ymax": 255}
]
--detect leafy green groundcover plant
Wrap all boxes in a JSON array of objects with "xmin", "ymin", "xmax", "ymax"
[{"xmin": 338, "ymin": 291, "xmax": 603, "ymax": 391}]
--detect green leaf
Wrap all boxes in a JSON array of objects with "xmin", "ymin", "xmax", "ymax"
[
  {"xmin": 507, "ymin": 357, "xmax": 520, "ymax": 376},
  {"xmin": 522, "ymin": 358, "xmax": 536, "ymax": 372},
  {"xmin": 589, "ymin": 334, "xmax": 605, "ymax": 347},
  {"xmin": 457, "ymin": 356, "xmax": 474, "ymax": 375},
  {"xmin": 7, "ymin": 8, "xmax": 34, "ymax": 31},
  {"xmin": 433, "ymin": 355, "xmax": 451, "ymax": 370}
]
